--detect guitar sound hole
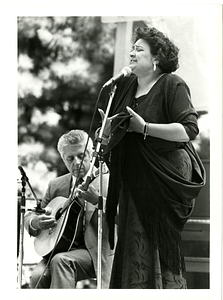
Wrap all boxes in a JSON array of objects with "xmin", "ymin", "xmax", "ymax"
[{"xmin": 55, "ymin": 208, "xmax": 63, "ymax": 220}]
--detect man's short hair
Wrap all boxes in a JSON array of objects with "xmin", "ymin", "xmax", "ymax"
[{"xmin": 57, "ymin": 129, "xmax": 93, "ymax": 157}]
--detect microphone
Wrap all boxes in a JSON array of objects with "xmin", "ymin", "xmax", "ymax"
[
  {"xmin": 27, "ymin": 206, "xmax": 52, "ymax": 215},
  {"xmin": 102, "ymin": 66, "xmax": 132, "ymax": 88},
  {"xmin": 18, "ymin": 165, "xmax": 28, "ymax": 181}
]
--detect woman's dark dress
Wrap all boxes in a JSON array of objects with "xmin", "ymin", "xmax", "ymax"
[{"xmin": 102, "ymin": 73, "xmax": 205, "ymax": 289}]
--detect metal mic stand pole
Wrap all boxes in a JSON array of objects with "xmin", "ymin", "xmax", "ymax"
[
  {"xmin": 96, "ymin": 153, "xmax": 104, "ymax": 289},
  {"xmin": 17, "ymin": 172, "xmax": 27, "ymax": 289},
  {"xmin": 84, "ymin": 84, "xmax": 117, "ymax": 190},
  {"xmin": 83, "ymin": 84, "xmax": 117, "ymax": 289}
]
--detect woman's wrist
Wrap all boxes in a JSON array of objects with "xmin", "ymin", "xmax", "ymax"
[{"xmin": 143, "ymin": 122, "xmax": 149, "ymax": 139}]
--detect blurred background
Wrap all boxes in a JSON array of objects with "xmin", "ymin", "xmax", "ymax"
[{"xmin": 17, "ymin": 15, "xmax": 212, "ymax": 289}]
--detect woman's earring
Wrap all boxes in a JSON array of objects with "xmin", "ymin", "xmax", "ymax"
[{"xmin": 153, "ymin": 61, "xmax": 157, "ymax": 72}]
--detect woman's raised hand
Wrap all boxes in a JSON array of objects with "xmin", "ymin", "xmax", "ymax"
[{"xmin": 126, "ymin": 106, "xmax": 145, "ymax": 134}]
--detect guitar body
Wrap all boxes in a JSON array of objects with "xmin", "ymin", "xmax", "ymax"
[{"xmin": 34, "ymin": 196, "xmax": 83, "ymax": 257}]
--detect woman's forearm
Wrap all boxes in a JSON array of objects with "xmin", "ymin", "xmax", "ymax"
[{"xmin": 145, "ymin": 122, "xmax": 190, "ymax": 142}]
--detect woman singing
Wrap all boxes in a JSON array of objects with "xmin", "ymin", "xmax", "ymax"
[{"xmin": 98, "ymin": 26, "xmax": 205, "ymax": 289}]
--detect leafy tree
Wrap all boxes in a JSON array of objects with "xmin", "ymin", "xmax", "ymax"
[{"xmin": 18, "ymin": 16, "xmax": 115, "ymax": 195}]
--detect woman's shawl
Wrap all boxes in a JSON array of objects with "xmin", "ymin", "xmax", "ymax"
[{"xmin": 102, "ymin": 74, "xmax": 206, "ymax": 274}]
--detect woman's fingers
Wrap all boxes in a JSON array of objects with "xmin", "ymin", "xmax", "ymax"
[
  {"xmin": 126, "ymin": 106, "xmax": 136, "ymax": 116},
  {"xmin": 126, "ymin": 106, "xmax": 145, "ymax": 133},
  {"xmin": 109, "ymin": 113, "xmax": 119, "ymax": 120},
  {"xmin": 98, "ymin": 108, "xmax": 119, "ymax": 121}
]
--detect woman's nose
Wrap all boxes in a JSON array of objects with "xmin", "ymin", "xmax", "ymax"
[{"xmin": 130, "ymin": 49, "xmax": 136, "ymax": 57}]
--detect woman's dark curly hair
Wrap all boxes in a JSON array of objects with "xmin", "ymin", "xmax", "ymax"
[{"xmin": 132, "ymin": 27, "xmax": 179, "ymax": 73}]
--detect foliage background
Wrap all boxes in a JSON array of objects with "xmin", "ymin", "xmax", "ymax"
[{"xmin": 18, "ymin": 16, "xmax": 116, "ymax": 196}]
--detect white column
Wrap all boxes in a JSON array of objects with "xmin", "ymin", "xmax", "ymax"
[{"xmin": 113, "ymin": 21, "xmax": 133, "ymax": 75}]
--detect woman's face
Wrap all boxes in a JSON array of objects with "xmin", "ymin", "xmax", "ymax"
[{"xmin": 129, "ymin": 38, "xmax": 155, "ymax": 77}]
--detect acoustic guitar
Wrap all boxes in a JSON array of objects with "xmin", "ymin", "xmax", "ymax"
[
  {"xmin": 34, "ymin": 169, "xmax": 102, "ymax": 258},
  {"xmin": 34, "ymin": 194, "xmax": 85, "ymax": 257}
]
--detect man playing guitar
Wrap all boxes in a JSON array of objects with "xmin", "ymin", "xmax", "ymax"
[{"xmin": 24, "ymin": 129, "xmax": 115, "ymax": 289}]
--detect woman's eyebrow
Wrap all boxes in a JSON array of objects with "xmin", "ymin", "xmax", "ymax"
[{"xmin": 133, "ymin": 44, "xmax": 144, "ymax": 50}]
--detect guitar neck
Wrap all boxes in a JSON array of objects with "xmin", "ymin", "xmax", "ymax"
[{"xmin": 55, "ymin": 171, "xmax": 99, "ymax": 220}]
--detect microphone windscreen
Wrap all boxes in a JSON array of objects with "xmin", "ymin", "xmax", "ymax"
[{"xmin": 122, "ymin": 66, "xmax": 132, "ymax": 77}]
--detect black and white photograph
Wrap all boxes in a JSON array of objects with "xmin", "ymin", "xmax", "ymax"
[{"xmin": 0, "ymin": 2, "xmax": 222, "ymax": 300}]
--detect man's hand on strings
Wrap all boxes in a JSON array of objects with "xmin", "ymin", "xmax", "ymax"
[{"xmin": 31, "ymin": 213, "xmax": 56, "ymax": 231}]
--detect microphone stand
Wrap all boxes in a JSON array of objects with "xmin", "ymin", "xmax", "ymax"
[
  {"xmin": 96, "ymin": 153, "xmax": 104, "ymax": 289},
  {"xmin": 17, "ymin": 169, "xmax": 27, "ymax": 289},
  {"xmin": 17, "ymin": 166, "xmax": 42, "ymax": 288},
  {"xmin": 18, "ymin": 166, "xmax": 43, "ymax": 213},
  {"xmin": 83, "ymin": 83, "xmax": 117, "ymax": 289}
]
